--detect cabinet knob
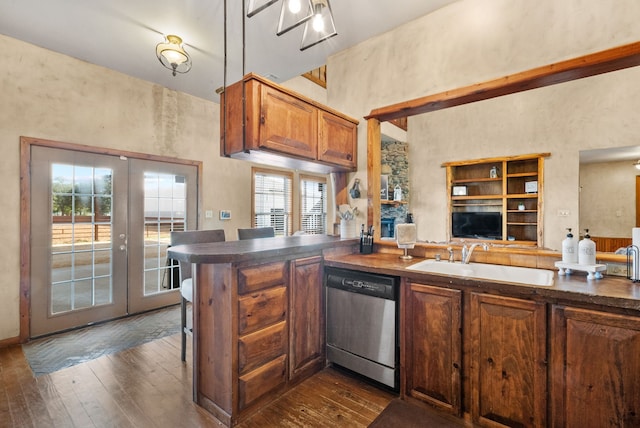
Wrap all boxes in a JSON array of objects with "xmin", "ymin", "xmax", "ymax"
[{"xmin": 346, "ymin": 154, "xmax": 352, "ymax": 161}]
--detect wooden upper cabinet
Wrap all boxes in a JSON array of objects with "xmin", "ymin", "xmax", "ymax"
[
  {"xmin": 317, "ymin": 110, "xmax": 356, "ymax": 169},
  {"xmin": 257, "ymin": 84, "xmax": 317, "ymax": 160},
  {"xmin": 221, "ymin": 73, "xmax": 358, "ymax": 173}
]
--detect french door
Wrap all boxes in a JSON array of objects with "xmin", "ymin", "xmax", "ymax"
[{"xmin": 30, "ymin": 146, "xmax": 197, "ymax": 337}]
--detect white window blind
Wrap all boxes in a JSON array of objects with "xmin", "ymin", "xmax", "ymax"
[
  {"xmin": 252, "ymin": 168, "xmax": 293, "ymax": 236},
  {"xmin": 300, "ymin": 175, "xmax": 327, "ymax": 235}
]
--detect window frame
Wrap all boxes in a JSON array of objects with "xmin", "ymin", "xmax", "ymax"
[
  {"xmin": 299, "ymin": 174, "xmax": 327, "ymax": 235},
  {"xmin": 251, "ymin": 167, "xmax": 294, "ymax": 236}
]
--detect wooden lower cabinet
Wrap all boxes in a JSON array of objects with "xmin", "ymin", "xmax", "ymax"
[
  {"xmin": 470, "ymin": 293, "xmax": 547, "ymax": 428},
  {"xmin": 236, "ymin": 263, "xmax": 289, "ymax": 411},
  {"xmin": 289, "ymin": 256, "xmax": 324, "ymax": 382},
  {"xmin": 403, "ymin": 281, "xmax": 462, "ymax": 415},
  {"xmin": 550, "ymin": 305, "xmax": 640, "ymax": 427},
  {"xmin": 193, "ymin": 256, "xmax": 326, "ymax": 426}
]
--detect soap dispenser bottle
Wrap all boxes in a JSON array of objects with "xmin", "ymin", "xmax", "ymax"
[
  {"xmin": 578, "ymin": 228, "xmax": 596, "ymax": 266},
  {"xmin": 562, "ymin": 228, "xmax": 578, "ymax": 264}
]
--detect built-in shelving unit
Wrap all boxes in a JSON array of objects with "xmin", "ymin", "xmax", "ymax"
[{"xmin": 444, "ymin": 153, "xmax": 549, "ymax": 246}]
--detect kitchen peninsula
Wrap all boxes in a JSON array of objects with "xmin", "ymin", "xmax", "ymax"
[{"xmin": 169, "ymin": 236, "xmax": 640, "ymax": 427}]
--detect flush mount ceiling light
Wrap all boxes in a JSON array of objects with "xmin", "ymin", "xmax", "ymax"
[
  {"xmin": 246, "ymin": 0, "xmax": 337, "ymax": 50},
  {"xmin": 633, "ymin": 160, "xmax": 640, "ymax": 170},
  {"xmin": 156, "ymin": 35, "xmax": 192, "ymax": 77}
]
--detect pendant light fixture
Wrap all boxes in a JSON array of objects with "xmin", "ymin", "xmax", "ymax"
[
  {"xmin": 156, "ymin": 35, "xmax": 192, "ymax": 76},
  {"xmin": 246, "ymin": 0, "xmax": 279, "ymax": 17},
  {"xmin": 300, "ymin": 0, "xmax": 337, "ymax": 51},
  {"xmin": 246, "ymin": 0, "xmax": 337, "ymax": 50},
  {"xmin": 277, "ymin": 0, "xmax": 313, "ymax": 36}
]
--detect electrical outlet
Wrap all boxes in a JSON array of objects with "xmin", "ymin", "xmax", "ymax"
[
  {"xmin": 557, "ymin": 209, "xmax": 570, "ymax": 217},
  {"xmin": 205, "ymin": 210, "xmax": 213, "ymax": 218}
]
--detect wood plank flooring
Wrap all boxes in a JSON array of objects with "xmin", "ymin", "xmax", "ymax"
[{"xmin": 0, "ymin": 334, "xmax": 395, "ymax": 427}]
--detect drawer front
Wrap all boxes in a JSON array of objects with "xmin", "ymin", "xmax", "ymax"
[
  {"xmin": 238, "ymin": 354, "xmax": 287, "ymax": 410},
  {"xmin": 238, "ymin": 261, "xmax": 287, "ymax": 294},
  {"xmin": 238, "ymin": 321, "xmax": 288, "ymax": 375},
  {"xmin": 238, "ymin": 286, "xmax": 287, "ymax": 335}
]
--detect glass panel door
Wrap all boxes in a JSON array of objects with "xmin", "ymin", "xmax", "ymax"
[
  {"xmin": 31, "ymin": 147, "xmax": 128, "ymax": 337},
  {"xmin": 127, "ymin": 159, "xmax": 197, "ymax": 313},
  {"xmin": 30, "ymin": 147, "xmax": 199, "ymax": 336}
]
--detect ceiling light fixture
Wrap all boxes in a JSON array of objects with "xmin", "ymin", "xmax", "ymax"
[
  {"xmin": 246, "ymin": 0, "xmax": 337, "ymax": 50},
  {"xmin": 633, "ymin": 160, "xmax": 640, "ymax": 170},
  {"xmin": 277, "ymin": 0, "xmax": 313, "ymax": 36},
  {"xmin": 247, "ymin": 0, "xmax": 279, "ymax": 17},
  {"xmin": 300, "ymin": 0, "xmax": 337, "ymax": 51},
  {"xmin": 156, "ymin": 35, "xmax": 192, "ymax": 77}
]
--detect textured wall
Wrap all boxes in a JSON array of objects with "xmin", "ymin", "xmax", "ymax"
[
  {"xmin": 327, "ymin": 0, "xmax": 640, "ymax": 250},
  {"xmin": 580, "ymin": 160, "xmax": 636, "ymax": 238}
]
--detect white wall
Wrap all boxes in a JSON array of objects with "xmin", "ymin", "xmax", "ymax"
[{"xmin": 326, "ymin": 0, "xmax": 640, "ymax": 250}]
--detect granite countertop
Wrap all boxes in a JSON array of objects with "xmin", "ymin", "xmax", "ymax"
[
  {"xmin": 167, "ymin": 234, "xmax": 355, "ymax": 264},
  {"xmin": 324, "ymin": 252, "xmax": 640, "ymax": 312}
]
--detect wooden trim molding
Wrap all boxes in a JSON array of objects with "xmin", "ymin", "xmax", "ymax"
[{"xmin": 365, "ymin": 41, "xmax": 640, "ymax": 122}]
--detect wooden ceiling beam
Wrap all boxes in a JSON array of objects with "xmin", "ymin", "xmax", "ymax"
[{"xmin": 365, "ymin": 41, "xmax": 640, "ymax": 122}]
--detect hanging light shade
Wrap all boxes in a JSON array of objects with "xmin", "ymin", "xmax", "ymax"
[
  {"xmin": 247, "ymin": 0, "xmax": 279, "ymax": 17},
  {"xmin": 300, "ymin": 0, "xmax": 337, "ymax": 51},
  {"xmin": 156, "ymin": 35, "xmax": 192, "ymax": 77},
  {"xmin": 277, "ymin": 0, "xmax": 313, "ymax": 36}
]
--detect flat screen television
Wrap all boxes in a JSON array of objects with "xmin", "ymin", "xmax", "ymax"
[{"xmin": 452, "ymin": 212, "xmax": 502, "ymax": 240}]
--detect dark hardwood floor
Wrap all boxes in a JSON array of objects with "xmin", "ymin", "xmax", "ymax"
[{"xmin": 0, "ymin": 334, "xmax": 395, "ymax": 427}]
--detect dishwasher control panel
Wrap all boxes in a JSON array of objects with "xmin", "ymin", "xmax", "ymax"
[{"xmin": 325, "ymin": 267, "xmax": 397, "ymax": 300}]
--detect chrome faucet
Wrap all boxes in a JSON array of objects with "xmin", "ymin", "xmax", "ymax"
[
  {"xmin": 461, "ymin": 243, "xmax": 489, "ymax": 264},
  {"xmin": 447, "ymin": 247, "xmax": 455, "ymax": 263}
]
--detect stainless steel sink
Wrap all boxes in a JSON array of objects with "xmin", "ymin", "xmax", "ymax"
[{"xmin": 406, "ymin": 259, "xmax": 555, "ymax": 286}]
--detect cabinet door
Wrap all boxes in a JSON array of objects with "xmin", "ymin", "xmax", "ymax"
[
  {"xmin": 289, "ymin": 256, "xmax": 324, "ymax": 382},
  {"xmin": 470, "ymin": 293, "xmax": 546, "ymax": 428},
  {"xmin": 317, "ymin": 110, "xmax": 357, "ymax": 169},
  {"xmin": 259, "ymin": 84, "xmax": 317, "ymax": 159},
  {"xmin": 551, "ymin": 306, "xmax": 640, "ymax": 427},
  {"xmin": 404, "ymin": 282, "xmax": 462, "ymax": 415}
]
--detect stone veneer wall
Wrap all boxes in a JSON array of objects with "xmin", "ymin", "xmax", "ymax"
[{"xmin": 381, "ymin": 139, "xmax": 409, "ymax": 235}]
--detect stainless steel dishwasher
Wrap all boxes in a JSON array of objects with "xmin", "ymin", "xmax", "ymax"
[{"xmin": 325, "ymin": 267, "xmax": 399, "ymax": 390}]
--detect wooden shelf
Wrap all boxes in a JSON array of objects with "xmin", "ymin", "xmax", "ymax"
[
  {"xmin": 451, "ymin": 195, "xmax": 502, "ymax": 201},
  {"xmin": 453, "ymin": 202, "xmax": 502, "ymax": 207},
  {"xmin": 507, "ymin": 193, "xmax": 538, "ymax": 199},
  {"xmin": 446, "ymin": 154, "xmax": 547, "ymax": 245},
  {"xmin": 452, "ymin": 177, "xmax": 502, "ymax": 184},
  {"xmin": 381, "ymin": 199, "xmax": 408, "ymax": 206},
  {"xmin": 507, "ymin": 172, "xmax": 537, "ymax": 178}
]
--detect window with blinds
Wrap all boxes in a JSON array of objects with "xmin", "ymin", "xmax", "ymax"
[
  {"xmin": 252, "ymin": 168, "xmax": 293, "ymax": 236},
  {"xmin": 300, "ymin": 175, "xmax": 327, "ymax": 235}
]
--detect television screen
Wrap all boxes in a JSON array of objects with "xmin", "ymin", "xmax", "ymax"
[{"xmin": 452, "ymin": 212, "xmax": 502, "ymax": 240}]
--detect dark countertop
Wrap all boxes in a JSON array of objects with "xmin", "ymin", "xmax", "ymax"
[
  {"xmin": 167, "ymin": 234, "xmax": 356, "ymax": 264},
  {"xmin": 324, "ymin": 252, "xmax": 640, "ymax": 313}
]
